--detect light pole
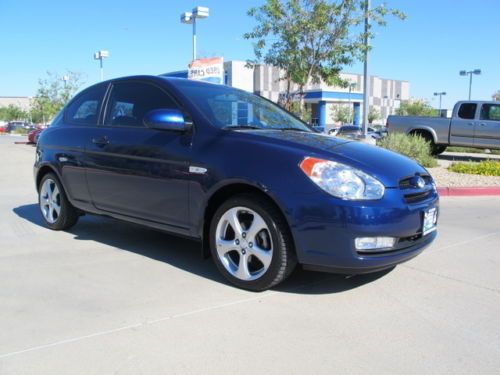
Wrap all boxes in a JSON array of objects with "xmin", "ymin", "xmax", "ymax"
[
  {"xmin": 93, "ymin": 50, "xmax": 110, "ymax": 81},
  {"xmin": 433, "ymin": 91, "xmax": 446, "ymax": 116},
  {"xmin": 383, "ymin": 95, "xmax": 388, "ymax": 123},
  {"xmin": 361, "ymin": 0, "xmax": 370, "ymax": 137},
  {"xmin": 347, "ymin": 82, "xmax": 356, "ymax": 124},
  {"xmin": 459, "ymin": 69, "xmax": 481, "ymax": 100},
  {"xmin": 62, "ymin": 75, "xmax": 69, "ymax": 88},
  {"xmin": 180, "ymin": 6, "xmax": 209, "ymax": 61}
]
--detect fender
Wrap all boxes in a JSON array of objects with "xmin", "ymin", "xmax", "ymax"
[
  {"xmin": 195, "ymin": 178, "xmax": 293, "ymax": 258},
  {"xmin": 406, "ymin": 126, "xmax": 439, "ymax": 144}
]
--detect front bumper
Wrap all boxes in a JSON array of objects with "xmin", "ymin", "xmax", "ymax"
[{"xmin": 279, "ymin": 187, "xmax": 439, "ymax": 274}]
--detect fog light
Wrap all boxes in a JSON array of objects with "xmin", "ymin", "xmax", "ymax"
[{"xmin": 355, "ymin": 237, "xmax": 396, "ymax": 251}]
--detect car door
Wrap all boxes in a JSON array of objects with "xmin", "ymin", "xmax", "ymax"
[
  {"xmin": 449, "ymin": 103, "xmax": 477, "ymax": 146},
  {"xmin": 54, "ymin": 83, "xmax": 108, "ymax": 209},
  {"xmin": 475, "ymin": 103, "xmax": 500, "ymax": 148},
  {"xmin": 85, "ymin": 80, "xmax": 192, "ymax": 231}
]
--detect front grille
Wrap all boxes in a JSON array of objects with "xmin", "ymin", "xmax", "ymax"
[
  {"xmin": 399, "ymin": 174, "xmax": 433, "ymax": 189},
  {"xmin": 399, "ymin": 174, "xmax": 434, "ymax": 204},
  {"xmin": 404, "ymin": 190, "xmax": 431, "ymax": 203}
]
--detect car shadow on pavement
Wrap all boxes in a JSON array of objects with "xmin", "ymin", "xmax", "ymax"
[{"xmin": 13, "ymin": 203, "xmax": 393, "ymax": 295}]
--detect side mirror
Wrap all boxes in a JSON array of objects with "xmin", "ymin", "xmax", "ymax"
[{"xmin": 143, "ymin": 109, "xmax": 191, "ymax": 132}]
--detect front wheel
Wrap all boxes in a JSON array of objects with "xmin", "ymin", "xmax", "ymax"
[
  {"xmin": 38, "ymin": 173, "xmax": 79, "ymax": 230},
  {"xmin": 210, "ymin": 194, "xmax": 296, "ymax": 291}
]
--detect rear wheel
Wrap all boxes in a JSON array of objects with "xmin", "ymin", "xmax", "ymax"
[
  {"xmin": 38, "ymin": 173, "xmax": 79, "ymax": 230},
  {"xmin": 412, "ymin": 131, "xmax": 446, "ymax": 155},
  {"xmin": 210, "ymin": 194, "xmax": 296, "ymax": 291},
  {"xmin": 432, "ymin": 145, "xmax": 447, "ymax": 155}
]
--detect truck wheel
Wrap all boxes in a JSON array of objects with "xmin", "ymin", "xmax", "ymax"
[
  {"xmin": 413, "ymin": 132, "xmax": 445, "ymax": 156},
  {"xmin": 432, "ymin": 145, "xmax": 447, "ymax": 155},
  {"xmin": 210, "ymin": 194, "xmax": 296, "ymax": 291}
]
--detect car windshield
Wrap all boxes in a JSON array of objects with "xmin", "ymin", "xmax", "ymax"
[{"xmin": 171, "ymin": 80, "xmax": 310, "ymax": 131}]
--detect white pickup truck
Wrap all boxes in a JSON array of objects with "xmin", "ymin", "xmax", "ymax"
[{"xmin": 387, "ymin": 101, "xmax": 500, "ymax": 154}]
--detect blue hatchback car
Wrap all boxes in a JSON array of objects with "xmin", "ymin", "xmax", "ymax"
[{"xmin": 35, "ymin": 76, "xmax": 438, "ymax": 291}]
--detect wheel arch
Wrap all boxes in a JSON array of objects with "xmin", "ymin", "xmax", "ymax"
[
  {"xmin": 200, "ymin": 182, "xmax": 294, "ymax": 259},
  {"xmin": 35, "ymin": 164, "xmax": 61, "ymax": 192},
  {"xmin": 407, "ymin": 127, "xmax": 438, "ymax": 144}
]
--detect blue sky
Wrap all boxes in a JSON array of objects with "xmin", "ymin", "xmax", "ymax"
[{"xmin": 0, "ymin": 0, "xmax": 498, "ymax": 110}]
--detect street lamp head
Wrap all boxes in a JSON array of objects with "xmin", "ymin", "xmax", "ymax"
[
  {"xmin": 94, "ymin": 50, "xmax": 109, "ymax": 60},
  {"xmin": 473, "ymin": 69, "xmax": 481, "ymax": 75},
  {"xmin": 180, "ymin": 12, "xmax": 193, "ymax": 24},
  {"xmin": 459, "ymin": 70, "xmax": 467, "ymax": 76},
  {"xmin": 193, "ymin": 6, "xmax": 209, "ymax": 19}
]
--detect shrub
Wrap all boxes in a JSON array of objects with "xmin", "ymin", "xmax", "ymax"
[
  {"xmin": 378, "ymin": 133, "xmax": 438, "ymax": 167},
  {"xmin": 449, "ymin": 160, "xmax": 500, "ymax": 176}
]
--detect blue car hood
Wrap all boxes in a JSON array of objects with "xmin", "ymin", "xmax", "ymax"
[{"xmin": 242, "ymin": 130, "xmax": 428, "ymax": 187}]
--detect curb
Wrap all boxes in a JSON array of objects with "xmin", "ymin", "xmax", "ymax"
[{"xmin": 437, "ymin": 186, "xmax": 500, "ymax": 196}]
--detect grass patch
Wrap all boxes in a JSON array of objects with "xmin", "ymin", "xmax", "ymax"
[
  {"xmin": 449, "ymin": 160, "xmax": 500, "ymax": 176},
  {"xmin": 377, "ymin": 133, "xmax": 437, "ymax": 168},
  {"xmin": 447, "ymin": 146, "xmax": 500, "ymax": 155}
]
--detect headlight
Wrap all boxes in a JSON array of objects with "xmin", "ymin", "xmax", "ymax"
[{"xmin": 299, "ymin": 157, "xmax": 385, "ymax": 200}]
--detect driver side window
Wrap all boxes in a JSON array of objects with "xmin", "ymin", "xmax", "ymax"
[{"xmin": 105, "ymin": 82, "xmax": 179, "ymax": 127}]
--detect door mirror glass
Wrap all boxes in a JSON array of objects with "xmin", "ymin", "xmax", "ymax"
[{"xmin": 143, "ymin": 109, "xmax": 189, "ymax": 131}]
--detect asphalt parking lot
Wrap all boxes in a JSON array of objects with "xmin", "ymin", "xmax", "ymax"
[{"xmin": 1, "ymin": 135, "xmax": 499, "ymax": 375}]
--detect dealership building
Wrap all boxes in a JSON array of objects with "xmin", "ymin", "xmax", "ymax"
[{"xmin": 165, "ymin": 60, "xmax": 410, "ymax": 129}]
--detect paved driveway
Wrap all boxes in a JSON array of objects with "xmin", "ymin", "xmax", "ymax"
[{"xmin": 1, "ymin": 135, "xmax": 499, "ymax": 374}]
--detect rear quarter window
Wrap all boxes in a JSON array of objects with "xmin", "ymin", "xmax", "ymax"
[{"xmin": 64, "ymin": 84, "xmax": 107, "ymax": 126}]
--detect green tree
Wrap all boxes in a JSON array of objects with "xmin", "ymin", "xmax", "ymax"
[
  {"xmin": 244, "ymin": 0, "xmax": 405, "ymax": 115},
  {"xmin": 368, "ymin": 106, "xmax": 379, "ymax": 123},
  {"xmin": 289, "ymin": 101, "xmax": 312, "ymax": 123},
  {"xmin": 331, "ymin": 105, "xmax": 350, "ymax": 124},
  {"xmin": 396, "ymin": 99, "xmax": 438, "ymax": 117},
  {"xmin": 0, "ymin": 104, "xmax": 28, "ymax": 121},
  {"xmin": 31, "ymin": 71, "xmax": 84, "ymax": 124}
]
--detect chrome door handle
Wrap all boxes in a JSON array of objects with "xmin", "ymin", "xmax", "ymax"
[
  {"xmin": 92, "ymin": 136, "xmax": 109, "ymax": 147},
  {"xmin": 467, "ymin": 122, "xmax": 474, "ymax": 126}
]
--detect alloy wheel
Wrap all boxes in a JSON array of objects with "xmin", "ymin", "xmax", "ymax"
[
  {"xmin": 39, "ymin": 178, "xmax": 61, "ymax": 224},
  {"xmin": 215, "ymin": 206, "xmax": 273, "ymax": 281}
]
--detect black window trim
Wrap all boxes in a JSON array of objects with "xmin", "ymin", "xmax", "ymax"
[{"xmin": 100, "ymin": 79, "xmax": 191, "ymax": 130}]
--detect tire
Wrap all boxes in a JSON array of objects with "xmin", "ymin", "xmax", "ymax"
[
  {"xmin": 210, "ymin": 194, "xmax": 297, "ymax": 291},
  {"xmin": 38, "ymin": 173, "xmax": 79, "ymax": 230},
  {"xmin": 413, "ymin": 132, "xmax": 445, "ymax": 156},
  {"xmin": 432, "ymin": 145, "xmax": 447, "ymax": 155}
]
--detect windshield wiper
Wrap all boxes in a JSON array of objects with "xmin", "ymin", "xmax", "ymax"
[{"xmin": 222, "ymin": 125, "xmax": 263, "ymax": 130}]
